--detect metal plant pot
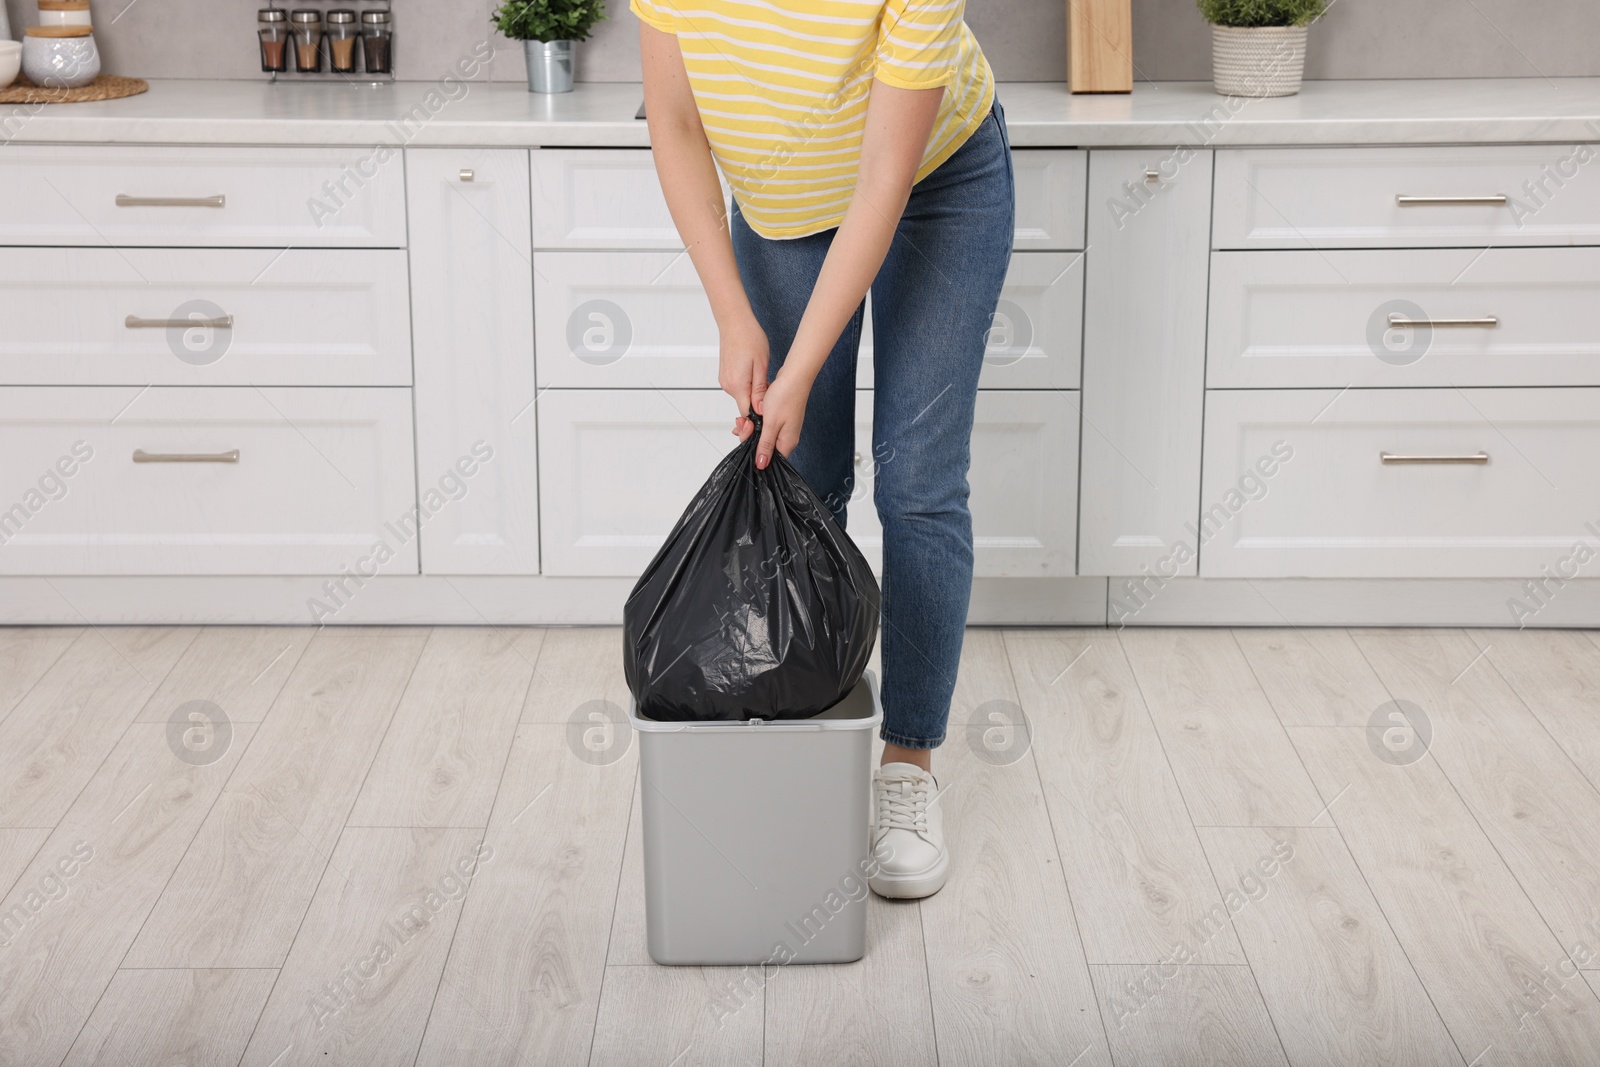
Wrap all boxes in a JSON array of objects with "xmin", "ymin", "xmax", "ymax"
[{"xmin": 525, "ymin": 39, "xmax": 574, "ymax": 93}]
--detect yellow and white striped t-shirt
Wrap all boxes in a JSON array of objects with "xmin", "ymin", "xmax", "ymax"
[{"xmin": 631, "ymin": 0, "xmax": 996, "ymax": 239}]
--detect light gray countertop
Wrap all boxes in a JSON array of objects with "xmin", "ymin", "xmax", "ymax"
[{"xmin": 4, "ymin": 77, "xmax": 1599, "ymax": 148}]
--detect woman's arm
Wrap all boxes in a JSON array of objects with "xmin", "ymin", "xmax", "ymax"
[
  {"xmin": 753, "ymin": 82, "xmax": 944, "ymax": 469},
  {"xmin": 640, "ymin": 24, "xmax": 769, "ymax": 441}
]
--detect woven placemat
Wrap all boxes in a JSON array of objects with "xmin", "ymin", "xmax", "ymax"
[{"xmin": 0, "ymin": 74, "xmax": 149, "ymax": 104}]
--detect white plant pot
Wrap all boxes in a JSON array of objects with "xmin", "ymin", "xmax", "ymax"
[{"xmin": 1210, "ymin": 25, "xmax": 1307, "ymax": 98}]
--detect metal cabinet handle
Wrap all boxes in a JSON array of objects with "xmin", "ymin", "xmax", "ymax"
[
  {"xmin": 133, "ymin": 449, "xmax": 240, "ymax": 463},
  {"xmin": 1387, "ymin": 314, "xmax": 1498, "ymax": 328},
  {"xmin": 853, "ymin": 451, "xmax": 862, "ymax": 467},
  {"xmin": 126, "ymin": 314, "xmax": 234, "ymax": 330},
  {"xmin": 115, "ymin": 194, "xmax": 227, "ymax": 208},
  {"xmin": 459, "ymin": 168, "xmax": 475, "ymax": 182},
  {"xmin": 1379, "ymin": 451, "xmax": 1489, "ymax": 465},
  {"xmin": 1394, "ymin": 195, "xmax": 1507, "ymax": 207}
]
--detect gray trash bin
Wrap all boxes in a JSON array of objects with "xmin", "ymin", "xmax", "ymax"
[{"xmin": 630, "ymin": 671, "xmax": 882, "ymax": 966}]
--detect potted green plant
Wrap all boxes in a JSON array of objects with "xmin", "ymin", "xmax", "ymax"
[
  {"xmin": 492, "ymin": 0, "xmax": 608, "ymax": 94},
  {"xmin": 1196, "ymin": 0, "xmax": 1325, "ymax": 98}
]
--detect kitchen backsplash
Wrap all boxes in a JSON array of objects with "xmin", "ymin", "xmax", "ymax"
[{"xmin": 4, "ymin": 0, "xmax": 1595, "ymax": 82}]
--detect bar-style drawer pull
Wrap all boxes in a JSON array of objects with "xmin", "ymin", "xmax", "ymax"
[
  {"xmin": 1394, "ymin": 194, "xmax": 1508, "ymax": 207},
  {"xmin": 1387, "ymin": 314, "xmax": 1498, "ymax": 329},
  {"xmin": 1379, "ymin": 451, "xmax": 1489, "ymax": 465},
  {"xmin": 125, "ymin": 314, "xmax": 234, "ymax": 330},
  {"xmin": 132, "ymin": 449, "xmax": 240, "ymax": 463},
  {"xmin": 115, "ymin": 194, "xmax": 227, "ymax": 208}
]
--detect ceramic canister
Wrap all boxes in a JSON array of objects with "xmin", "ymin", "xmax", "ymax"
[
  {"xmin": 36, "ymin": 0, "xmax": 93, "ymax": 28},
  {"xmin": 22, "ymin": 25, "xmax": 100, "ymax": 88}
]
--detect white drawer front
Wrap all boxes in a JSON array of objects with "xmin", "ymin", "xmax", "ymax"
[
  {"xmin": 1208, "ymin": 247, "xmax": 1600, "ymax": 388},
  {"xmin": 537, "ymin": 251, "xmax": 1082, "ymax": 390},
  {"xmin": 0, "ymin": 146, "xmax": 406, "ymax": 248},
  {"xmin": 1012, "ymin": 150, "xmax": 1087, "ymax": 250},
  {"xmin": 1214, "ymin": 145, "xmax": 1600, "ymax": 249},
  {"xmin": 532, "ymin": 149, "xmax": 690, "ymax": 250},
  {"xmin": 537, "ymin": 388, "xmax": 1078, "ymax": 578},
  {"xmin": 846, "ymin": 390, "xmax": 1080, "ymax": 577},
  {"xmin": 0, "ymin": 249, "xmax": 412, "ymax": 386},
  {"xmin": 0, "ymin": 387, "xmax": 417, "ymax": 576},
  {"xmin": 1201, "ymin": 388, "xmax": 1600, "ymax": 578}
]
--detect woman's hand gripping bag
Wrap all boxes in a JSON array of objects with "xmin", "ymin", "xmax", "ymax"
[{"xmin": 623, "ymin": 417, "xmax": 880, "ymax": 722}]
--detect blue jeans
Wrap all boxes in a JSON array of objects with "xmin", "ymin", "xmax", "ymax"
[{"xmin": 731, "ymin": 100, "xmax": 1015, "ymax": 749}]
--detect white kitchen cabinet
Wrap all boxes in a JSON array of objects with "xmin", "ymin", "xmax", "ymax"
[
  {"xmin": 1214, "ymin": 145, "xmax": 1600, "ymax": 249},
  {"xmin": 0, "ymin": 146, "xmax": 407, "ymax": 248},
  {"xmin": 1012, "ymin": 150, "xmax": 1088, "ymax": 250},
  {"xmin": 1201, "ymin": 387, "xmax": 1600, "ymax": 578},
  {"xmin": 407, "ymin": 148, "xmax": 541, "ymax": 575},
  {"xmin": 0, "ymin": 248, "xmax": 412, "ymax": 386},
  {"xmin": 531, "ymin": 149, "xmax": 697, "ymax": 249},
  {"xmin": 1208, "ymin": 247, "xmax": 1600, "ymax": 388},
  {"xmin": 1078, "ymin": 148, "xmax": 1212, "ymax": 576},
  {"xmin": 0, "ymin": 387, "xmax": 416, "ymax": 576},
  {"xmin": 846, "ymin": 390, "xmax": 1080, "ymax": 577}
]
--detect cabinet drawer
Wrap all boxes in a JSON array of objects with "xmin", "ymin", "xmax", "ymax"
[
  {"xmin": 1214, "ymin": 145, "xmax": 1600, "ymax": 250},
  {"xmin": 0, "ymin": 387, "xmax": 417, "ymax": 575},
  {"xmin": 535, "ymin": 251, "xmax": 1082, "ymax": 389},
  {"xmin": 0, "ymin": 249, "xmax": 412, "ymax": 386},
  {"xmin": 1013, "ymin": 150, "xmax": 1087, "ymax": 250},
  {"xmin": 0, "ymin": 146, "xmax": 406, "ymax": 248},
  {"xmin": 1208, "ymin": 247, "xmax": 1600, "ymax": 388},
  {"xmin": 1200, "ymin": 388, "xmax": 1600, "ymax": 578},
  {"xmin": 537, "ymin": 388, "xmax": 1079, "ymax": 577}
]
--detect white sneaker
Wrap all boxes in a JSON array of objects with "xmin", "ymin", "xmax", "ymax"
[{"xmin": 869, "ymin": 762, "xmax": 949, "ymax": 899}]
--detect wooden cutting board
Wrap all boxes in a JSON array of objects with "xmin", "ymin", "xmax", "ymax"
[{"xmin": 1068, "ymin": 0, "xmax": 1133, "ymax": 93}]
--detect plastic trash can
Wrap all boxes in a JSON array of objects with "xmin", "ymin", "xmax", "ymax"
[{"xmin": 630, "ymin": 671, "xmax": 882, "ymax": 966}]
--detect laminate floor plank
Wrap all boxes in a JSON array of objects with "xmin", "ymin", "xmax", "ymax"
[
  {"xmin": 239, "ymin": 826, "xmax": 486, "ymax": 1067},
  {"xmin": 919, "ymin": 630, "xmax": 1111, "ymax": 1067},
  {"xmin": 1004, "ymin": 629, "xmax": 1244, "ymax": 966},
  {"xmin": 413, "ymin": 723, "xmax": 636, "ymax": 1067},
  {"xmin": 1486, "ymin": 629, "xmax": 1600, "ymax": 787},
  {"xmin": 348, "ymin": 627, "xmax": 543, "ymax": 829},
  {"xmin": 0, "ymin": 721, "xmax": 254, "ymax": 1066},
  {"xmin": 0, "ymin": 626, "xmax": 81, "ymax": 726},
  {"xmin": 1197, "ymin": 825, "xmax": 1459, "ymax": 1066},
  {"xmin": 589, "ymin": 966, "xmax": 764, "ymax": 1067},
  {"xmin": 764, "ymin": 896, "xmax": 936, "ymax": 1067},
  {"xmin": 520, "ymin": 626, "xmax": 630, "ymax": 723},
  {"xmin": 0, "ymin": 827, "xmax": 52, "ymax": 901},
  {"xmin": 123, "ymin": 627, "xmax": 431, "ymax": 969},
  {"xmin": 1118, "ymin": 629, "xmax": 1324, "ymax": 827},
  {"xmin": 1352, "ymin": 628, "xmax": 1600, "ymax": 954},
  {"xmin": 134, "ymin": 626, "xmax": 313, "ymax": 724},
  {"xmin": 0, "ymin": 627, "xmax": 197, "ymax": 828},
  {"xmin": 1286, "ymin": 725, "xmax": 1600, "ymax": 1065},
  {"xmin": 1232, "ymin": 628, "xmax": 1394, "ymax": 727},
  {"xmin": 1091, "ymin": 964, "xmax": 1287, "ymax": 1067},
  {"xmin": 59, "ymin": 968, "xmax": 278, "ymax": 1067},
  {"xmin": 605, "ymin": 776, "xmax": 649, "ymax": 967}
]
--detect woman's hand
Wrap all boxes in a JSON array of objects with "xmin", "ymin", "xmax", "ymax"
[
  {"xmin": 718, "ymin": 313, "xmax": 770, "ymax": 441},
  {"xmin": 754, "ymin": 367, "xmax": 813, "ymax": 469}
]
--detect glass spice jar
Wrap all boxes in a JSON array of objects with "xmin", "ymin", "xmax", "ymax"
[
  {"xmin": 257, "ymin": 9, "xmax": 288, "ymax": 73},
  {"xmin": 325, "ymin": 10, "xmax": 359, "ymax": 74},
  {"xmin": 360, "ymin": 9, "xmax": 392, "ymax": 75},
  {"xmin": 289, "ymin": 9, "xmax": 322, "ymax": 73}
]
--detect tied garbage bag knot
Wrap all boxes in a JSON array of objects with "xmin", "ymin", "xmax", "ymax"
[{"xmin": 623, "ymin": 412, "xmax": 880, "ymax": 721}]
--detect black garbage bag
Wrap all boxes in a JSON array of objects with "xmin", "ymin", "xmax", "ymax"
[{"xmin": 624, "ymin": 415, "xmax": 880, "ymax": 722}]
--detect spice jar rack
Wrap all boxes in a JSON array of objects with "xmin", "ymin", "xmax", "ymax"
[{"xmin": 259, "ymin": 0, "xmax": 393, "ymax": 84}]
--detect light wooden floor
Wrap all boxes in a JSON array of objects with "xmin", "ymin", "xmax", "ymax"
[{"xmin": 4, "ymin": 625, "xmax": 1600, "ymax": 1066}]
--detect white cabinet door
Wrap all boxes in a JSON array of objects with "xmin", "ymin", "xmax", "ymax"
[
  {"xmin": 537, "ymin": 389, "xmax": 734, "ymax": 577},
  {"xmin": 534, "ymin": 250, "xmax": 718, "ymax": 388},
  {"xmin": 1208, "ymin": 247, "xmax": 1600, "ymax": 388},
  {"xmin": 1214, "ymin": 145, "xmax": 1600, "ymax": 249},
  {"xmin": 1079, "ymin": 148, "xmax": 1212, "ymax": 576},
  {"xmin": 0, "ymin": 248, "xmax": 411, "ymax": 386},
  {"xmin": 1012, "ymin": 149, "xmax": 1088, "ymax": 250},
  {"xmin": 846, "ymin": 390, "xmax": 1080, "ymax": 577},
  {"xmin": 532, "ymin": 149, "xmax": 725, "ymax": 249},
  {"xmin": 407, "ymin": 148, "xmax": 541, "ymax": 575},
  {"xmin": 0, "ymin": 146, "xmax": 407, "ymax": 248},
  {"xmin": 1201, "ymin": 388, "xmax": 1600, "ymax": 578},
  {"xmin": 0, "ymin": 387, "xmax": 416, "ymax": 576}
]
